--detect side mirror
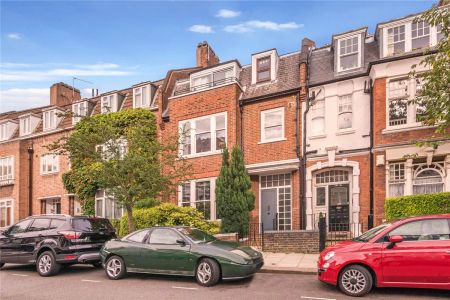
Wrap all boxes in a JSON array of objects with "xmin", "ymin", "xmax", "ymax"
[
  {"xmin": 176, "ymin": 239, "xmax": 186, "ymax": 246},
  {"xmin": 386, "ymin": 235, "xmax": 403, "ymax": 249}
]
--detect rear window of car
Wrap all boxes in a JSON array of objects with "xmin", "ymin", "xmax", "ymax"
[{"xmin": 72, "ymin": 218, "xmax": 114, "ymax": 232}]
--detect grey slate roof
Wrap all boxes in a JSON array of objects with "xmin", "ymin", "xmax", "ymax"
[
  {"xmin": 240, "ymin": 52, "xmax": 301, "ymax": 101},
  {"xmin": 309, "ymin": 41, "xmax": 379, "ymax": 86}
]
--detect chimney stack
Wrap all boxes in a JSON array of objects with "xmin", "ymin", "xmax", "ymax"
[
  {"xmin": 50, "ymin": 82, "xmax": 81, "ymax": 107},
  {"xmin": 196, "ymin": 41, "xmax": 220, "ymax": 69}
]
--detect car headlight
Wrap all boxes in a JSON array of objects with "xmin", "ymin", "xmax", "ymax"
[
  {"xmin": 231, "ymin": 249, "xmax": 252, "ymax": 259},
  {"xmin": 323, "ymin": 262, "xmax": 330, "ymax": 269},
  {"xmin": 324, "ymin": 251, "xmax": 335, "ymax": 261}
]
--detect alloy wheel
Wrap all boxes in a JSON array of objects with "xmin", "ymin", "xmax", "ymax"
[
  {"xmin": 196, "ymin": 261, "xmax": 212, "ymax": 284},
  {"xmin": 106, "ymin": 258, "xmax": 122, "ymax": 278},
  {"xmin": 341, "ymin": 269, "xmax": 367, "ymax": 294},
  {"xmin": 38, "ymin": 254, "xmax": 52, "ymax": 274}
]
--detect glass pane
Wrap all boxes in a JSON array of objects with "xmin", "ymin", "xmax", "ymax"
[
  {"xmin": 149, "ymin": 229, "xmax": 180, "ymax": 244},
  {"xmin": 311, "ymin": 117, "xmax": 325, "ymax": 135},
  {"xmin": 142, "ymin": 86, "xmax": 148, "ymax": 106},
  {"xmin": 96, "ymin": 199, "xmax": 103, "ymax": 217},
  {"xmin": 196, "ymin": 118, "xmax": 210, "ymax": 134},
  {"xmin": 316, "ymin": 187, "xmax": 326, "ymax": 206},
  {"xmin": 181, "ymin": 183, "xmax": 191, "ymax": 206},
  {"xmin": 264, "ymin": 125, "xmax": 282, "ymax": 140},
  {"xmin": 389, "ymin": 99, "xmax": 408, "ymax": 126},
  {"xmin": 340, "ymin": 53, "xmax": 358, "ymax": 70},
  {"xmin": 338, "ymin": 112, "xmax": 352, "ymax": 129},
  {"xmin": 257, "ymin": 70, "xmax": 270, "ymax": 81},
  {"xmin": 412, "ymin": 36, "xmax": 430, "ymax": 50},
  {"xmin": 216, "ymin": 129, "xmax": 226, "ymax": 150},
  {"xmin": 264, "ymin": 111, "xmax": 282, "ymax": 127},
  {"xmin": 196, "ymin": 132, "xmax": 211, "ymax": 153},
  {"xmin": 216, "ymin": 115, "xmax": 225, "ymax": 130}
]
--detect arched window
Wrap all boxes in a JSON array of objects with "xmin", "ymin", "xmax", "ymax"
[{"xmin": 413, "ymin": 164, "xmax": 444, "ymax": 195}]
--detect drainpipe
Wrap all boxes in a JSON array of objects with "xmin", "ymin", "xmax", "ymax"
[
  {"xmin": 368, "ymin": 79, "xmax": 374, "ymax": 229},
  {"xmin": 239, "ymin": 99, "xmax": 244, "ymax": 149},
  {"xmin": 300, "ymin": 48, "xmax": 313, "ymax": 230},
  {"xmin": 295, "ymin": 91, "xmax": 302, "ymax": 229},
  {"xmin": 27, "ymin": 142, "xmax": 34, "ymax": 216}
]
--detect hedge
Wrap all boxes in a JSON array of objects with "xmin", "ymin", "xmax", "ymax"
[
  {"xmin": 385, "ymin": 192, "xmax": 450, "ymax": 221},
  {"xmin": 113, "ymin": 203, "xmax": 220, "ymax": 237}
]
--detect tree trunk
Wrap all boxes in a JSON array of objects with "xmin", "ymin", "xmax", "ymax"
[{"xmin": 126, "ymin": 207, "xmax": 136, "ymax": 233}]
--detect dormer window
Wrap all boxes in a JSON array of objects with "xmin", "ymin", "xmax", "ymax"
[
  {"xmin": 20, "ymin": 116, "xmax": 32, "ymax": 136},
  {"xmin": 43, "ymin": 109, "xmax": 62, "ymax": 131},
  {"xmin": 337, "ymin": 35, "xmax": 361, "ymax": 72},
  {"xmin": 133, "ymin": 85, "xmax": 151, "ymax": 108},
  {"xmin": 101, "ymin": 94, "xmax": 120, "ymax": 114},
  {"xmin": 72, "ymin": 101, "xmax": 88, "ymax": 125},
  {"xmin": 387, "ymin": 25, "xmax": 406, "ymax": 56},
  {"xmin": 411, "ymin": 21, "xmax": 430, "ymax": 50},
  {"xmin": 0, "ymin": 121, "xmax": 18, "ymax": 141},
  {"xmin": 256, "ymin": 56, "xmax": 271, "ymax": 82}
]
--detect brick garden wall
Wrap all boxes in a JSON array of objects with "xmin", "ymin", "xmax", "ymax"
[{"xmin": 263, "ymin": 230, "xmax": 319, "ymax": 253}]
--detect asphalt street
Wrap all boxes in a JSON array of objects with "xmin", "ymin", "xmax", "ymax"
[{"xmin": 0, "ymin": 264, "xmax": 449, "ymax": 300}]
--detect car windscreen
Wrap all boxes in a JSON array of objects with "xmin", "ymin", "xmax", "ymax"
[
  {"xmin": 72, "ymin": 218, "xmax": 114, "ymax": 232},
  {"xmin": 353, "ymin": 223, "xmax": 391, "ymax": 242},
  {"xmin": 177, "ymin": 228, "xmax": 216, "ymax": 243}
]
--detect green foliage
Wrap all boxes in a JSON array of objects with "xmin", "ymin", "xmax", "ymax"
[
  {"xmin": 385, "ymin": 192, "xmax": 450, "ymax": 221},
  {"xmin": 216, "ymin": 146, "xmax": 255, "ymax": 237},
  {"xmin": 49, "ymin": 109, "xmax": 191, "ymax": 232},
  {"xmin": 410, "ymin": 5, "xmax": 450, "ymax": 137},
  {"xmin": 134, "ymin": 198, "xmax": 161, "ymax": 209},
  {"xmin": 116, "ymin": 203, "xmax": 220, "ymax": 237}
]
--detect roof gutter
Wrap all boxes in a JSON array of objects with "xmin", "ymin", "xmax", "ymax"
[{"xmin": 240, "ymin": 87, "xmax": 300, "ymax": 105}]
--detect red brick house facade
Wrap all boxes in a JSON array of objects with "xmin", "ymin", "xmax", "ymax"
[{"xmin": 1, "ymin": 7, "xmax": 448, "ymax": 234}]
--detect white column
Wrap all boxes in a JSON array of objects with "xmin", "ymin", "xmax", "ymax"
[
  {"xmin": 445, "ymin": 155, "xmax": 450, "ymax": 192},
  {"xmin": 404, "ymin": 159, "xmax": 413, "ymax": 195},
  {"xmin": 351, "ymin": 163, "xmax": 361, "ymax": 236},
  {"xmin": 306, "ymin": 169, "xmax": 313, "ymax": 230}
]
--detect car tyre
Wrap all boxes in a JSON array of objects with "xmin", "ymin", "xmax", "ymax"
[
  {"xmin": 195, "ymin": 258, "xmax": 220, "ymax": 287},
  {"xmin": 338, "ymin": 265, "xmax": 373, "ymax": 297},
  {"xmin": 36, "ymin": 251, "xmax": 61, "ymax": 277},
  {"xmin": 105, "ymin": 256, "xmax": 126, "ymax": 280}
]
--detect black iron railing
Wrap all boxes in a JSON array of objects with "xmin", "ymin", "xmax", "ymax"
[{"xmin": 240, "ymin": 222, "xmax": 264, "ymax": 249}]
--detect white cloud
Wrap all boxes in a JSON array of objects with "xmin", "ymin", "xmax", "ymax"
[
  {"xmin": 188, "ymin": 25, "xmax": 214, "ymax": 34},
  {"xmin": 0, "ymin": 88, "xmax": 49, "ymax": 112},
  {"xmin": 224, "ymin": 20, "xmax": 303, "ymax": 33},
  {"xmin": 0, "ymin": 63, "xmax": 134, "ymax": 82},
  {"xmin": 6, "ymin": 33, "xmax": 22, "ymax": 40},
  {"xmin": 216, "ymin": 9, "xmax": 241, "ymax": 18}
]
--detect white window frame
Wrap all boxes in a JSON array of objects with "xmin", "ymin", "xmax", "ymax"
[
  {"xmin": 0, "ymin": 123, "xmax": 8, "ymax": 141},
  {"xmin": 386, "ymin": 75, "xmax": 425, "ymax": 130},
  {"xmin": 43, "ymin": 109, "xmax": 58, "ymax": 131},
  {"xmin": 177, "ymin": 177, "xmax": 217, "ymax": 221},
  {"xmin": 72, "ymin": 101, "xmax": 88, "ymax": 125},
  {"xmin": 310, "ymin": 99, "xmax": 326, "ymax": 137},
  {"xmin": 40, "ymin": 154, "xmax": 59, "ymax": 175},
  {"xmin": 94, "ymin": 190, "xmax": 124, "ymax": 219},
  {"xmin": 178, "ymin": 112, "xmax": 227, "ymax": 158},
  {"xmin": 133, "ymin": 85, "xmax": 151, "ymax": 108},
  {"xmin": 260, "ymin": 107, "xmax": 285, "ymax": 143},
  {"xmin": 388, "ymin": 162, "xmax": 406, "ymax": 197},
  {"xmin": 0, "ymin": 156, "xmax": 14, "ymax": 185},
  {"xmin": 0, "ymin": 198, "xmax": 14, "ymax": 227},
  {"xmin": 20, "ymin": 116, "xmax": 32, "ymax": 136},
  {"xmin": 101, "ymin": 94, "xmax": 117, "ymax": 114},
  {"xmin": 386, "ymin": 24, "xmax": 406, "ymax": 56},
  {"xmin": 411, "ymin": 20, "xmax": 430, "ymax": 50},
  {"xmin": 337, "ymin": 34, "xmax": 361, "ymax": 72},
  {"xmin": 338, "ymin": 95, "xmax": 353, "ymax": 130}
]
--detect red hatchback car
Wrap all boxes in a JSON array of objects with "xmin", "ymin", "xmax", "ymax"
[{"xmin": 318, "ymin": 214, "xmax": 450, "ymax": 297}]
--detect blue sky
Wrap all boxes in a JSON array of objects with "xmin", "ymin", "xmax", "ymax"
[{"xmin": 1, "ymin": 0, "xmax": 435, "ymax": 112}]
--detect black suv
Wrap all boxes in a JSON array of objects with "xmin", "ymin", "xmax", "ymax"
[{"xmin": 0, "ymin": 215, "xmax": 116, "ymax": 276}]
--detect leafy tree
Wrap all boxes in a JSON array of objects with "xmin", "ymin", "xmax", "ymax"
[
  {"xmin": 216, "ymin": 146, "xmax": 255, "ymax": 237},
  {"xmin": 410, "ymin": 4, "xmax": 450, "ymax": 136},
  {"xmin": 49, "ymin": 109, "xmax": 190, "ymax": 232}
]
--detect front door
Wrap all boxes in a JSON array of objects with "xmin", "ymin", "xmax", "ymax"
[
  {"xmin": 261, "ymin": 189, "xmax": 277, "ymax": 231},
  {"xmin": 328, "ymin": 184, "xmax": 349, "ymax": 231}
]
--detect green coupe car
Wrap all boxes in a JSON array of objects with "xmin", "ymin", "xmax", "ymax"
[{"xmin": 100, "ymin": 226, "xmax": 263, "ymax": 286}]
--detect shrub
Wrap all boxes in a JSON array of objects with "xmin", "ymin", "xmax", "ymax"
[
  {"xmin": 116, "ymin": 203, "xmax": 220, "ymax": 237},
  {"xmin": 385, "ymin": 192, "xmax": 450, "ymax": 221}
]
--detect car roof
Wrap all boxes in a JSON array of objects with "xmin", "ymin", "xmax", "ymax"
[{"xmin": 391, "ymin": 214, "xmax": 450, "ymax": 225}]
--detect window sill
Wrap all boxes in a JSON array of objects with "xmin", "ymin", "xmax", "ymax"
[
  {"xmin": 41, "ymin": 172, "xmax": 59, "ymax": 176},
  {"xmin": 382, "ymin": 123, "xmax": 436, "ymax": 134},
  {"xmin": 0, "ymin": 179, "xmax": 15, "ymax": 186},
  {"xmin": 336, "ymin": 129, "xmax": 355, "ymax": 136},
  {"xmin": 258, "ymin": 138, "xmax": 287, "ymax": 145},
  {"xmin": 180, "ymin": 150, "xmax": 223, "ymax": 160},
  {"xmin": 309, "ymin": 134, "xmax": 327, "ymax": 140}
]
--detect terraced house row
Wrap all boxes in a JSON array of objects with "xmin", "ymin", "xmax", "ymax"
[{"xmin": 1, "ymin": 7, "xmax": 449, "ymax": 235}]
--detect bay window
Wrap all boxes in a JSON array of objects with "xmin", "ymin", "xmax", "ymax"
[
  {"xmin": 179, "ymin": 178, "xmax": 217, "ymax": 220},
  {"xmin": 179, "ymin": 113, "xmax": 227, "ymax": 157},
  {"xmin": 413, "ymin": 165, "xmax": 444, "ymax": 195},
  {"xmin": 95, "ymin": 190, "xmax": 123, "ymax": 219}
]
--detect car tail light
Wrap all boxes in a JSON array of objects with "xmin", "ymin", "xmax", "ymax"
[
  {"xmin": 59, "ymin": 231, "xmax": 82, "ymax": 240},
  {"xmin": 64, "ymin": 255, "xmax": 77, "ymax": 260}
]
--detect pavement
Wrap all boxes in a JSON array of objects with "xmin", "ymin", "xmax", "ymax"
[
  {"xmin": 1, "ymin": 264, "xmax": 449, "ymax": 300},
  {"xmin": 261, "ymin": 252, "xmax": 318, "ymax": 274}
]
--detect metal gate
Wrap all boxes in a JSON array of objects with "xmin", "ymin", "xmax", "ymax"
[{"xmin": 240, "ymin": 223, "xmax": 264, "ymax": 249}]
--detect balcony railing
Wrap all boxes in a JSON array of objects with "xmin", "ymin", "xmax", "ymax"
[{"xmin": 173, "ymin": 77, "xmax": 238, "ymax": 96}]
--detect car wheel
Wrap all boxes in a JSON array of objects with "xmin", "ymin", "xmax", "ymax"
[
  {"xmin": 36, "ymin": 251, "xmax": 61, "ymax": 277},
  {"xmin": 105, "ymin": 256, "xmax": 126, "ymax": 280},
  {"xmin": 195, "ymin": 258, "xmax": 220, "ymax": 287},
  {"xmin": 92, "ymin": 262, "xmax": 102, "ymax": 268},
  {"xmin": 338, "ymin": 265, "xmax": 373, "ymax": 297}
]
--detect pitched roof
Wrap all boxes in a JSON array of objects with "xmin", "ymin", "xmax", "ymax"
[{"xmin": 240, "ymin": 51, "xmax": 301, "ymax": 101}]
